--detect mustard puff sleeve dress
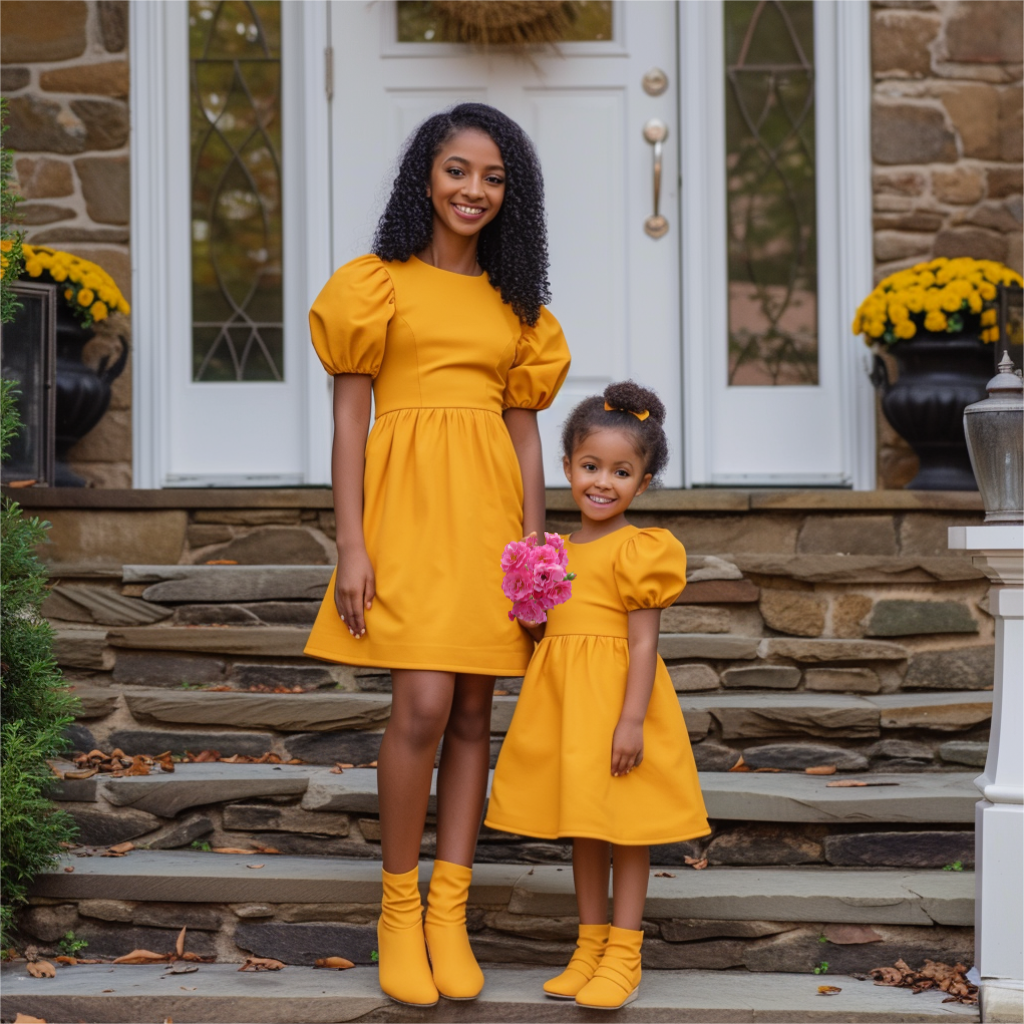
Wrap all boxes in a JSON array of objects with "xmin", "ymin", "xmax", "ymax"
[
  {"xmin": 485, "ymin": 526, "xmax": 710, "ymax": 845},
  {"xmin": 303, "ymin": 255, "xmax": 571, "ymax": 677}
]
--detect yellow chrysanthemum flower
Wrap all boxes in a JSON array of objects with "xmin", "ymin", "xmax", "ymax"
[
  {"xmin": 940, "ymin": 288, "xmax": 963, "ymax": 313},
  {"xmin": 924, "ymin": 310, "xmax": 948, "ymax": 333},
  {"xmin": 90, "ymin": 301, "xmax": 109, "ymax": 322},
  {"xmin": 77, "ymin": 287, "xmax": 95, "ymax": 306},
  {"xmin": 894, "ymin": 319, "xmax": 917, "ymax": 340},
  {"xmin": 25, "ymin": 259, "xmax": 42, "ymax": 277},
  {"xmin": 981, "ymin": 309, "xmax": 997, "ymax": 326}
]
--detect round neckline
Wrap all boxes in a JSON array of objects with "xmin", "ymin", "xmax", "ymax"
[
  {"xmin": 566, "ymin": 524, "xmax": 636, "ymax": 547},
  {"xmin": 410, "ymin": 254, "xmax": 488, "ymax": 280}
]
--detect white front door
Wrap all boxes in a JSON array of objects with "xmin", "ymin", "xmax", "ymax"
[{"xmin": 328, "ymin": 0, "xmax": 683, "ymax": 487}]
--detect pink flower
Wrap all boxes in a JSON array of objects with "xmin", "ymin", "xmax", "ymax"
[
  {"xmin": 510, "ymin": 597, "xmax": 547, "ymax": 623},
  {"xmin": 541, "ymin": 579, "xmax": 572, "ymax": 608},
  {"xmin": 500, "ymin": 539, "xmax": 532, "ymax": 573},
  {"xmin": 500, "ymin": 534, "xmax": 575, "ymax": 623},
  {"xmin": 501, "ymin": 565, "xmax": 534, "ymax": 602}
]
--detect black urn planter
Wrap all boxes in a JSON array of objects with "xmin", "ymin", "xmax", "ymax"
[
  {"xmin": 54, "ymin": 297, "xmax": 128, "ymax": 487},
  {"xmin": 870, "ymin": 332, "xmax": 992, "ymax": 491}
]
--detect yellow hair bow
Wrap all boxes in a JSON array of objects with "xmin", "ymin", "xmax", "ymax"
[{"xmin": 604, "ymin": 401, "xmax": 650, "ymax": 422}]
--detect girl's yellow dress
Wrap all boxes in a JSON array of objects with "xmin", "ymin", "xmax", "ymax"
[
  {"xmin": 485, "ymin": 526, "xmax": 710, "ymax": 845},
  {"xmin": 303, "ymin": 254, "xmax": 571, "ymax": 677}
]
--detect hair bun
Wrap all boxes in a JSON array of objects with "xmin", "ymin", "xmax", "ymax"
[{"xmin": 603, "ymin": 380, "xmax": 666, "ymax": 426}]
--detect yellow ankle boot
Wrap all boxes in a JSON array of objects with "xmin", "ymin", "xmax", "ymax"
[
  {"xmin": 424, "ymin": 859, "xmax": 485, "ymax": 1000},
  {"xmin": 543, "ymin": 923, "xmax": 610, "ymax": 999},
  {"xmin": 574, "ymin": 925, "xmax": 643, "ymax": 1010},
  {"xmin": 377, "ymin": 866, "xmax": 438, "ymax": 1007}
]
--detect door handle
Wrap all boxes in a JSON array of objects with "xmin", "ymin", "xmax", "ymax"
[{"xmin": 643, "ymin": 119, "xmax": 669, "ymax": 239}]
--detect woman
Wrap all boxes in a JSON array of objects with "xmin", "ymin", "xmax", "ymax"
[{"xmin": 304, "ymin": 103, "xmax": 570, "ymax": 1007}]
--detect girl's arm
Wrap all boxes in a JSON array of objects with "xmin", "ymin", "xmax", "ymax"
[
  {"xmin": 331, "ymin": 373, "xmax": 375, "ymax": 637},
  {"xmin": 503, "ymin": 408, "xmax": 546, "ymax": 540},
  {"xmin": 611, "ymin": 608, "xmax": 661, "ymax": 777}
]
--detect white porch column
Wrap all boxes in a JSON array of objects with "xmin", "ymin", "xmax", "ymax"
[{"xmin": 949, "ymin": 525, "xmax": 1024, "ymax": 1023}]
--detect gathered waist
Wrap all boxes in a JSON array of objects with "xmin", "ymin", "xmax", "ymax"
[
  {"xmin": 374, "ymin": 405, "xmax": 504, "ymax": 421},
  {"xmin": 541, "ymin": 631, "xmax": 629, "ymax": 642}
]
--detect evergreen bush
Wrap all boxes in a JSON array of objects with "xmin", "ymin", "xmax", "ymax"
[{"xmin": 1, "ymin": 99, "xmax": 77, "ymax": 946}]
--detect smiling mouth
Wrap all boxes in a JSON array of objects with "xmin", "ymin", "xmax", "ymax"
[
  {"xmin": 452, "ymin": 203, "xmax": 486, "ymax": 219},
  {"xmin": 586, "ymin": 494, "xmax": 615, "ymax": 506}
]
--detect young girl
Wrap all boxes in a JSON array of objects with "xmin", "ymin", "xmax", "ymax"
[
  {"xmin": 486, "ymin": 381, "xmax": 710, "ymax": 1011},
  {"xmin": 303, "ymin": 104, "xmax": 570, "ymax": 1006}
]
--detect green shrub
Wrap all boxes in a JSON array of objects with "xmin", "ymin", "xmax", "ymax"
[{"xmin": 0, "ymin": 381, "xmax": 78, "ymax": 945}]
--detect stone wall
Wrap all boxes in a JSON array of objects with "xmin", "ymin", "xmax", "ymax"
[
  {"xmin": 1, "ymin": 0, "xmax": 132, "ymax": 487},
  {"xmin": 871, "ymin": 0, "xmax": 1024, "ymax": 487}
]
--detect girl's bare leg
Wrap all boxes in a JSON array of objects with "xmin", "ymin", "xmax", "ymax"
[
  {"xmin": 378, "ymin": 670, "xmax": 456, "ymax": 874},
  {"xmin": 610, "ymin": 844, "xmax": 650, "ymax": 931},
  {"xmin": 573, "ymin": 838, "xmax": 611, "ymax": 924},
  {"xmin": 435, "ymin": 674, "xmax": 495, "ymax": 866}
]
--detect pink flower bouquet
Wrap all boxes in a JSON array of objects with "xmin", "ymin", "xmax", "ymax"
[{"xmin": 500, "ymin": 533, "xmax": 576, "ymax": 623}]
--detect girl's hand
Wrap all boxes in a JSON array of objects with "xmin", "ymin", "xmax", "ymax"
[
  {"xmin": 334, "ymin": 544, "xmax": 376, "ymax": 638},
  {"xmin": 611, "ymin": 718, "xmax": 644, "ymax": 777}
]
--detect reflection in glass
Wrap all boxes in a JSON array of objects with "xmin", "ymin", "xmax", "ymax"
[
  {"xmin": 189, "ymin": 0, "xmax": 283, "ymax": 382},
  {"xmin": 397, "ymin": 1, "xmax": 613, "ymax": 44},
  {"xmin": 725, "ymin": 0, "xmax": 818, "ymax": 386}
]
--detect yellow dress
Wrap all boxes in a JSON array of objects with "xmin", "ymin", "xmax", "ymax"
[
  {"xmin": 303, "ymin": 254, "xmax": 571, "ymax": 676},
  {"xmin": 485, "ymin": 526, "xmax": 710, "ymax": 845}
]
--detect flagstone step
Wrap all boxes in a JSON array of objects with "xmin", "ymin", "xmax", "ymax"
[
  {"xmin": 0, "ymin": 962, "xmax": 981, "ymax": 1023},
  {"xmin": 53, "ymin": 763, "xmax": 980, "ymax": 824},
  {"xmin": 71, "ymin": 685, "xmax": 992, "ymax": 740},
  {"xmin": 31, "ymin": 851, "xmax": 974, "ymax": 927}
]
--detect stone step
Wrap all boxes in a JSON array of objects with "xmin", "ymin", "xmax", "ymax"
[
  {"xmin": 73, "ymin": 684, "xmax": 992, "ymax": 741},
  {"xmin": 53, "ymin": 762, "xmax": 980, "ymax": 824},
  {"xmin": 0, "ymin": 962, "xmax": 980, "ymax": 1023},
  {"xmin": 32, "ymin": 851, "xmax": 974, "ymax": 927}
]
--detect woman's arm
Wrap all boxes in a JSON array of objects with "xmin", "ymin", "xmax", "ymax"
[
  {"xmin": 503, "ymin": 408, "xmax": 546, "ymax": 540},
  {"xmin": 331, "ymin": 373, "xmax": 375, "ymax": 637},
  {"xmin": 610, "ymin": 608, "xmax": 661, "ymax": 776}
]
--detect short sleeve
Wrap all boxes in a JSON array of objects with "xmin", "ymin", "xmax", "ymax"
[
  {"xmin": 502, "ymin": 306, "xmax": 571, "ymax": 410},
  {"xmin": 613, "ymin": 529, "xmax": 687, "ymax": 611},
  {"xmin": 309, "ymin": 255, "xmax": 395, "ymax": 377}
]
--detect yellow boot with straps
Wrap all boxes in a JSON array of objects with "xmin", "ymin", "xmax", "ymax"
[
  {"xmin": 424, "ymin": 859, "xmax": 485, "ymax": 1000},
  {"xmin": 377, "ymin": 866, "xmax": 439, "ymax": 1007},
  {"xmin": 543, "ymin": 922, "xmax": 610, "ymax": 998},
  {"xmin": 574, "ymin": 925, "xmax": 643, "ymax": 1010}
]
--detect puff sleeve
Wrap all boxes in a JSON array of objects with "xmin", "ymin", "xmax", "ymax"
[
  {"xmin": 613, "ymin": 529, "xmax": 687, "ymax": 611},
  {"xmin": 309, "ymin": 255, "xmax": 395, "ymax": 377},
  {"xmin": 502, "ymin": 306, "xmax": 571, "ymax": 410}
]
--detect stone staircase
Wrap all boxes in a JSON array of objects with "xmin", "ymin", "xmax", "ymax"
[{"xmin": 10, "ymin": 504, "xmax": 994, "ymax": 1021}]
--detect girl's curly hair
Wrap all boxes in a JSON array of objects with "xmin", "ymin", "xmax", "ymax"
[
  {"xmin": 371, "ymin": 103, "xmax": 550, "ymax": 326},
  {"xmin": 562, "ymin": 380, "xmax": 670, "ymax": 482}
]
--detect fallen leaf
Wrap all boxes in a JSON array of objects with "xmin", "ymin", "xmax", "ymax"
[
  {"xmin": 250, "ymin": 844, "xmax": 280, "ymax": 855},
  {"xmin": 205, "ymin": 559, "xmax": 238, "ymax": 565},
  {"xmin": 653, "ymin": 871, "xmax": 676, "ymax": 878},
  {"xmin": 63, "ymin": 768, "xmax": 98, "ymax": 780},
  {"xmin": 247, "ymin": 864, "xmax": 265, "ymax": 870},
  {"xmin": 753, "ymin": 767, "xmax": 781, "ymax": 772},
  {"xmin": 728, "ymin": 756, "xmax": 749, "ymax": 772},
  {"xmin": 63, "ymin": 866, "xmax": 75, "ymax": 873},
  {"xmin": 826, "ymin": 780, "xmax": 868, "ymax": 788},
  {"xmin": 108, "ymin": 842, "xmax": 135, "ymax": 855},
  {"xmin": 179, "ymin": 952, "xmax": 216, "ymax": 963},
  {"xmin": 870, "ymin": 966, "xmax": 903, "ymax": 986},
  {"xmin": 113, "ymin": 949, "xmax": 170, "ymax": 964},
  {"xmin": 181, "ymin": 986, "xmax": 197, "ymax": 991},
  {"xmin": 329, "ymin": 767, "xmax": 344, "ymax": 774},
  {"xmin": 315, "ymin": 957, "xmax": 355, "ymax": 970},
  {"xmin": 164, "ymin": 1018, "xmax": 174, "ymax": 1023},
  {"xmin": 806, "ymin": 765, "xmax": 837, "ymax": 775},
  {"xmin": 684, "ymin": 856, "xmax": 709, "ymax": 870},
  {"xmin": 7, "ymin": 479, "xmax": 38, "ymax": 488},
  {"xmin": 212, "ymin": 848, "xmax": 257, "ymax": 855},
  {"xmin": 823, "ymin": 924, "xmax": 882, "ymax": 945},
  {"xmin": 493, "ymin": 689, "xmax": 510, "ymax": 696},
  {"xmin": 238, "ymin": 957, "xmax": 285, "ymax": 971},
  {"xmin": 817, "ymin": 985, "xmax": 842, "ymax": 995},
  {"xmin": 335, "ymin": 763, "xmax": 354, "ymax": 770},
  {"xmin": 102, "ymin": 989, "xmax": 114, "ymax": 993},
  {"xmin": 14, "ymin": 1014, "xmax": 47, "ymax": 1022},
  {"xmin": 165, "ymin": 962, "xmax": 197, "ymax": 975},
  {"xmin": 175, "ymin": 926, "xmax": 186, "ymax": 958},
  {"xmin": 27, "ymin": 960, "xmax": 56, "ymax": 978}
]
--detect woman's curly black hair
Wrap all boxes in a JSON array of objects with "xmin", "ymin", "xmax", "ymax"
[
  {"xmin": 562, "ymin": 381, "xmax": 670, "ymax": 483},
  {"xmin": 371, "ymin": 103, "xmax": 550, "ymax": 326}
]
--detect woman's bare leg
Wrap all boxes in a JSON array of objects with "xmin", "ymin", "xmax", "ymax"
[
  {"xmin": 610, "ymin": 844, "xmax": 650, "ymax": 931},
  {"xmin": 435, "ymin": 674, "xmax": 495, "ymax": 866},
  {"xmin": 573, "ymin": 838, "xmax": 611, "ymax": 924},
  {"xmin": 378, "ymin": 670, "xmax": 456, "ymax": 874}
]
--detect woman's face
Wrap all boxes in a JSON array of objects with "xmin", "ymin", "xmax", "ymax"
[{"xmin": 427, "ymin": 128, "xmax": 505, "ymax": 239}]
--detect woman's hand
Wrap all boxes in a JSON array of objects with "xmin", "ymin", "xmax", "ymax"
[
  {"xmin": 516, "ymin": 616, "xmax": 545, "ymax": 643},
  {"xmin": 611, "ymin": 717, "xmax": 644, "ymax": 777},
  {"xmin": 334, "ymin": 544, "xmax": 375, "ymax": 638}
]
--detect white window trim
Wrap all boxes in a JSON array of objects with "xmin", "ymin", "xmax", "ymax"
[
  {"xmin": 130, "ymin": 0, "xmax": 333, "ymax": 489},
  {"xmin": 679, "ymin": 0, "xmax": 875, "ymax": 489}
]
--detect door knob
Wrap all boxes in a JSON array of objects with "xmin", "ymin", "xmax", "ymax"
[{"xmin": 642, "ymin": 119, "xmax": 669, "ymax": 239}]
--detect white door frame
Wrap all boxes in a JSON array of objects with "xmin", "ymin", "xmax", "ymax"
[
  {"xmin": 130, "ymin": 0, "xmax": 333, "ymax": 488},
  {"xmin": 679, "ymin": 0, "xmax": 875, "ymax": 489}
]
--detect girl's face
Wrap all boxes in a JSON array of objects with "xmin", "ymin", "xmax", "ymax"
[
  {"xmin": 563, "ymin": 428, "xmax": 652, "ymax": 523},
  {"xmin": 427, "ymin": 128, "xmax": 506, "ymax": 239}
]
